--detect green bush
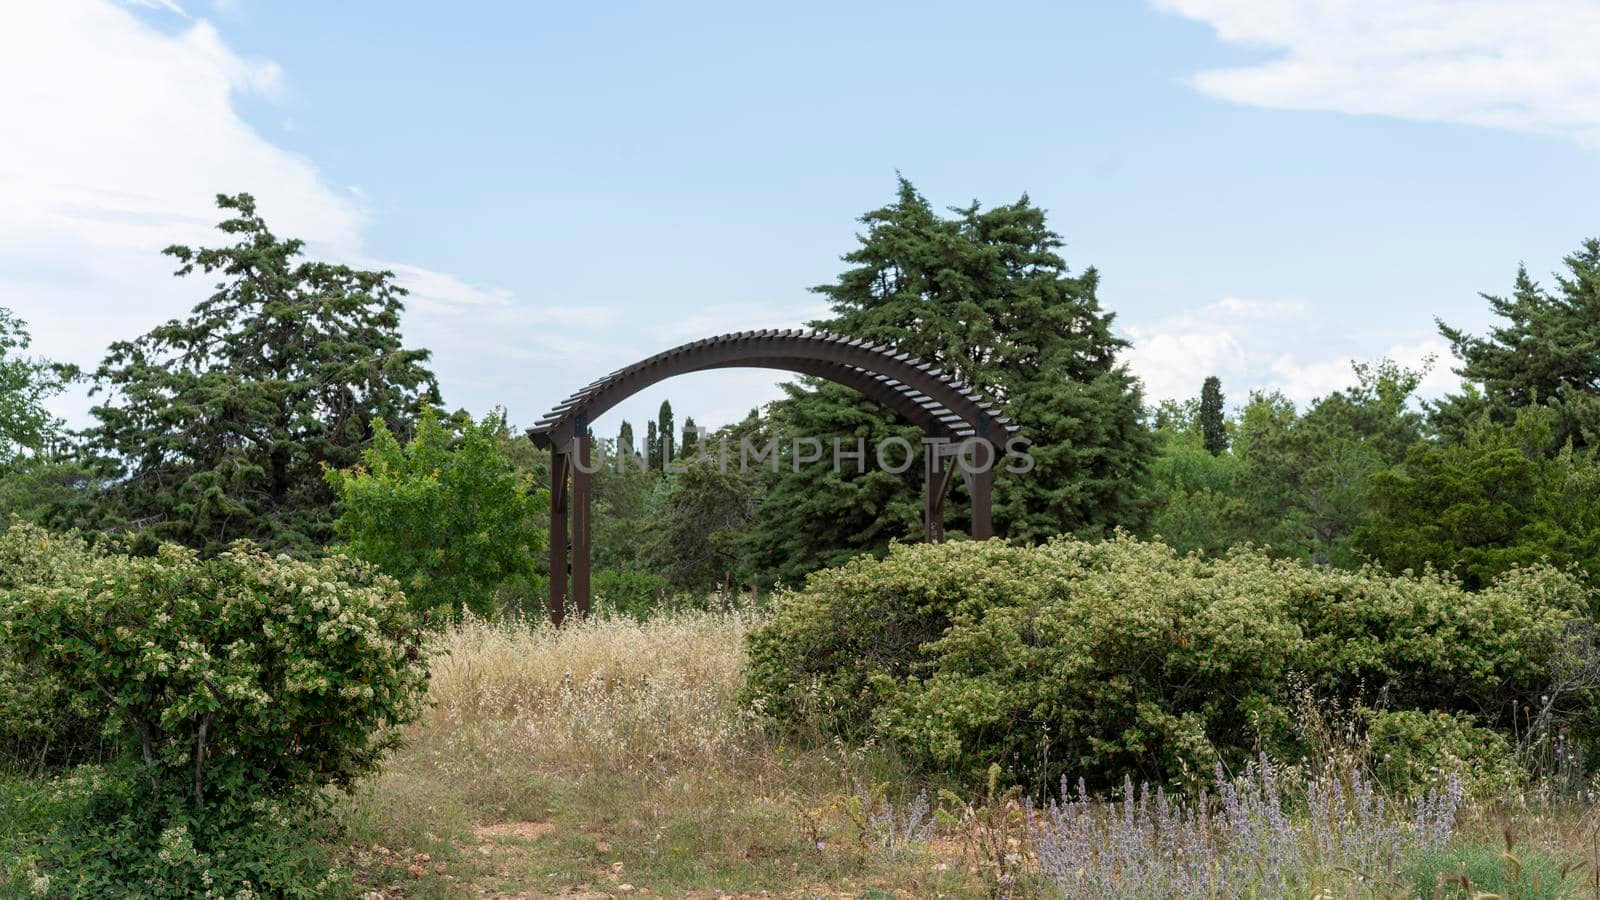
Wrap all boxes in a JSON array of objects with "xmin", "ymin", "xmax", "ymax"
[
  {"xmin": 593, "ymin": 568, "xmax": 669, "ymax": 618},
  {"xmin": 0, "ymin": 524, "xmax": 430, "ymax": 894},
  {"xmin": 0, "ymin": 528, "xmax": 111, "ymax": 771},
  {"xmin": 325, "ymin": 408, "xmax": 548, "ymax": 618},
  {"xmin": 1367, "ymin": 709, "xmax": 1521, "ymax": 796},
  {"xmin": 744, "ymin": 536, "xmax": 1596, "ymax": 790}
]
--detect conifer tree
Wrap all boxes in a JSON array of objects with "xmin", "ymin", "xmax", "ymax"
[
  {"xmin": 657, "ymin": 400, "xmax": 675, "ymax": 467},
  {"xmin": 83, "ymin": 193, "xmax": 438, "ymax": 555},
  {"xmin": 681, "ymin": 415, "xmax": 700, "ymax": 457},
  {"xmin": 645, "ymin": 420, "xmax": 660, "ymax": 470},
  {"xmin": 618, "ymin": 420, "xmax": 635, "ymax": 457},
  {"xmin": 750, "ymin": 178, "xmax": 1153, "ymax": 582},
  {"xmin": 1199, "ymin": 376, "xmax": 1228, "ymax": 455},
  {"xmin": 1435, "ymin": 239, "xmax": 1600, "ymax": 449}
]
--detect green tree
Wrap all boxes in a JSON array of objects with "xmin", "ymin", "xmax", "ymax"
[
  {"xmin": 1143, "ymin": 397, "xmax": 1249, "ymax": 556},
  {"xmin": 618, "ymin": 419, "xmax": 636, "ymax": 458},
  {"xmin": 0, "ymin": 306, "xmax": 68, "ymax": 464},
  {"xmin": 1435, "ymin": 239, "xmax": 1600, "ymax": 449},
  {"xmin": 681, "ymin": 415, "xmax": 700, "ymax": 458},
  {"xmin": 657, "ymin": 400, "xmax": 675, "ymax": 468},
  {"xmin": 750, "ymin": 179, "xmax": 1152, "ymax": 582},
  {"xmin": 1232, "ymin": 360, "xmax": 1428, "ymax": 566},
  {"xmin": 1355, "ymin": 406, "xmax": 1600, "ymax": 588},
  {"xmin": 1199, "ymin": 375, "xmax": 1228, "ymax": 455},
  {"xmin": 643, "ymin": 455, "xmax": 762, "ymax": 592},
  {"xmin": 83, "ymin": 193, "xmax": 439, "ymax": 556},
  {"xmin": 645, "ymin": 420, "xmax": 660, "ymax": 470},
  {"xmin": 325, "ymin": 408, "xmax": 547, "ymax": 617}
]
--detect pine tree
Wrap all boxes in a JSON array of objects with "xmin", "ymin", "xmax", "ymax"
[
  {"xmin": 1435, "ymin": 238, "xmax": 1600, "ymax": 449},
  {"xmin": 1199, "ymin": 376, "xmax": 1228, "ymax": 455},
  {"xmin": 83, "ymin": 193, "xmax": 438, "ymax": 555},
  {"xmin": 645, "ymin": 420, "xmax": 660, "ymax": 470},
  {"xmin": 749, "ymin": 178, "xmax": 1153, "ymax": 582}
]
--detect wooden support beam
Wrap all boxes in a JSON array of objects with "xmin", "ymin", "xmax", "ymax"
[
  {"xmin": 971, "ymin": 462, "xmax": 994, "ymax": 541},
  {"xmin": 548, "ymin": 450, "xmax": 570, "ymax": 627},
  {"xmin": 571, "ymin": 434, "xmax": 592, "ymax": 620},
  {"xmin": 924, "ymin": 451, "xmax": 956, "ymax": 543}
]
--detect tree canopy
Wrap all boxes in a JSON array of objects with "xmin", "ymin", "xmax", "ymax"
[
  {"xmin": 82, "ymin": 193, "xmax": 439, "ymax": 555},
  {"xmin": 749, "ymin": 178, "xmax": 1152, "ymax": 582}
]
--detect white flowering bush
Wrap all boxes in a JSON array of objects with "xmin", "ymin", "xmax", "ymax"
[
  {"xmin": 746, "ymin": 535, "xmax": 1597, "ymax": 793},
  {"xmin": 3, "ymin": 533, "xmax": 428, "ymax": 803},
  {"xmin": 0, "ymin": 524, "xmax": 429, "ymax": 895}
]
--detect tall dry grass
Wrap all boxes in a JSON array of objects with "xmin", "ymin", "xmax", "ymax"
[
  {"xmin": 338, "ymin": 609, "xmax": 946, "ymax": 895},
  {"xmin": 420, "ymin": 610, "xmax": 766, "ymax": 776}
]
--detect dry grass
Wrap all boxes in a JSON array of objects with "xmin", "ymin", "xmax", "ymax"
[
  {"xmin": 422, "ymin": 610, "xmax": 763, "ymax": 776},
  {"xmin": 339, "ymin": 610, "xmax": 1600, "ymax": 899},
  {"xmin": 338, "ymin": 610, "xmax": 976, "ymax": 898}
]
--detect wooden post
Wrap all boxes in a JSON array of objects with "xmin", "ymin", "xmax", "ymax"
[
  {"xmin": 970, "ymin": 455, "xmax": 994, "ymax": 541},
  {"xmin": 924, "ymin": 449, "xmax": 950, "ymax": 543},
  {"xmin": 571, "ymin": 433, "xmax": 592, "ymax": 619},
  {"xmin": 548, "ymin": 450, "xmax": 570, "ymax": 627}
]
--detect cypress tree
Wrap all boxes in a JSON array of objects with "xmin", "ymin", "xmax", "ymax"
[
  {"xmin": 1199, "ymin": 376, "xmax": 1228, "ymax": 455},
  {"xmin": 681, "ymin": 415, "xmax": 700, "ymax": 458},
  {"xmin": 658, "ymin": 400, "xmax": 675, "ymax": 467}
]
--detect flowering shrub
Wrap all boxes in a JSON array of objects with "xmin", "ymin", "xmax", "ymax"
[
  {"xmin": 1028, "ymin": 758, "xmax": 1465, "ymax": 898},
  {"xmin": 0, "ymin": 528, "xmax": 108, "ymax": 769},
  {"xmin": 744, "ymin": 536, "xmax": 1597, "ymax": 791},
  {"xmin": 0, "ymin": 524, "xmax": 429, "ymax": 894}
]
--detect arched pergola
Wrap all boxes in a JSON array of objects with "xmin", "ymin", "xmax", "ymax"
[{"xmin": 527, "ymin": 329, "xmax": 1017, "ymax": 624}]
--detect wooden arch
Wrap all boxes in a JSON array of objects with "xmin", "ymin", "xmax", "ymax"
[{"xmin": 527, "ymin": 329, "xmax": 1017, "ymax": 624}]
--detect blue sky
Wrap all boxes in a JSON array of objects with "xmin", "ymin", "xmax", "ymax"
[{"xmin": 4, "ymin": 0, "xmax": 1598, "ymax": 436}]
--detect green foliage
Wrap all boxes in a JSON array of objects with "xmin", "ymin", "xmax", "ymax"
[
  {"xmin": 1436, "ymin": 237, "xmax": 1600, "ymax": 450},
  {"xmin": 1405, "ymin": 842, "xmax": 1577, "ymax": 900},
  {"xmin": 326, "ymin": 408, "xmax": 548, "ymax": 617},
  {"xmin": 656, "ymin": 400, "xmax": 675, "ymax": 469},
  {"xmin": 0, "ymin": 456, "xmax": 110, "ymax": 534},
  {"xmin": 0, "ymin": 524, "xmax": 428, "ymax": 893},
  {"xmin": 0, "ymin": 306, "xmax": 68, "ymax": 465},
  {"xmin": 751, "ymin": 178, "xmax": 1153, "ymax": 581},
  {"xmin": 1143, "ymin": 400, "xmax": 1250, "ymax": 556},
  {"xmin": 1198, "ymin": 375, "xmax": 1228, "ymax": 455},
  {"xmin": 1356, "ymin": 406, "xmax": 1600, "ymax": 588},
  {"xmin": 745, "ymin": 537, "xmax": 1595, "ymax": 791},
  {"xmin": 1366, "ymin": 709, "xmax": 1521, "ymax": 796},
  {"xmin": 644, "ymin": 457, "xmax": 762, "ymax": 592},
  {"xmin": 1234, "ymin": 361, "xmax": 1429, "ymax": 566},
  {"xmin": 1, "ymin": 527, "xmax": 430, "ymax": 803},
  {"xmin": 83, "ymin": 193, "xmax": 439, "ymax": 557},
  {"xmin": 593, "ymin": 569, "xmax": 669, "ymax": 618},
  {"xmin": 0, "ymin": 528, "xmax": 108, "ymax": 771},
  {"xmin": 3, "ymin": 768, "xmax": 350, "ymax": 899}
]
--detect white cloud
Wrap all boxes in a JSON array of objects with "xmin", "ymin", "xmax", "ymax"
[
  {"xmin": 1122, "ymin": 297, "xmax": 1459, "ymax": 407},
  {"xmin": 0, "ymin": 0, "xmax": 615, "ymax": 427},
  {"xmin": 1156, "ymin": 0, "xmax": 1600, "ymax": 145}
]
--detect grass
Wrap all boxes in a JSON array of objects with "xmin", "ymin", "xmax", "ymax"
[
  {"xmin": 340, "ymin": 609, "xmax": 1600, "ymax": 898},
  {"xmin": 9, "ymin": 607, "xmax": 1600, "ymax": 897},
  {"xmin": 338, "ymin": 609, "xmax": 979, "ymax": 897}
]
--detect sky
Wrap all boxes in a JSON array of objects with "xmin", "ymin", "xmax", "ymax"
[{"xmin": 3, "ymin": 0, "xmax": 1598, "ymax": 438}]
